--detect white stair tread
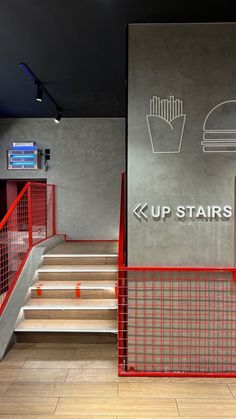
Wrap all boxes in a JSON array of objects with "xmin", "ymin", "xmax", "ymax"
[
  {"xmin": 47, "ymin": 242, "xmax": 118, "ymax": 255},
  {"xmin": 43, "ymin": 254, "xmax": 118, "ymax": 258},
  {"xmin": 37, "ymin": 265, "xmax": 118, "ymax": 273},
  {"xmin": 31, "ymin": 280, "xmax": 116, "ymax": 290},
  {"xmin": 15, "ymin": 319, "xmax": 117, "ymax": 333},
  {"xmin": 23, "ymin": 298, "xmax": 118, "ymax": 310}
]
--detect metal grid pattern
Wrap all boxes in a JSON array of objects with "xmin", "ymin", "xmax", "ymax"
[
  {"xmin": 0, "ymin": 182, "xmax": 56, "ymax": 314},
  {"xmin": 118, "ymin": 268, "xmax": 236, "ymax": 376},
  {"xmin": 30, "ymin": 183, "xmax": 54, "ymax": 244},
  {"xmin": 117, "ymin": 174, "xmax": 236, "ymax": 376}
]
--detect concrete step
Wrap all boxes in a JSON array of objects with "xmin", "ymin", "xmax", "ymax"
[
  {"xmin": 31, "ymin": 280, "xmax": 117, "ymax": 299},
  {"xmin": 15, "ymin": 319, "xmax": 118, "ymax": 333},
  {"xmin": 42, "ymin": 254, "xmax": 118, "ymax": 265},
  {"xmin": 37, "ymin": 265, "xmax": 118, "ymax": 281},
  {"xmin": 15, "ymin": 241, "xmax": 118, "ymax": 336},
  {"xmin": 23, "ymin": 298, "xmax": 117, "ymax": 319},
  {"xmin": 46, "ymin": 241, "xmax": 118, "ymax": 255}
]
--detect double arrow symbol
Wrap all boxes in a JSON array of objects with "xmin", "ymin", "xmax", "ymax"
[{"xmin": 133, "ymin": 203, "xmax": 148, "ymax": 221}]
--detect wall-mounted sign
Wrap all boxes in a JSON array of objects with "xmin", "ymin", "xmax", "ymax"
[
  {"xmin": 147, "ymin": 96, "xmax": 236, "ymax": 154},
  {"xmin": 133, "ymin": 203, "xmax": 233, "ymax": 221},
  {"xmin": 8, "ymin": 142, "xmax": 41, "ymax": 170}
]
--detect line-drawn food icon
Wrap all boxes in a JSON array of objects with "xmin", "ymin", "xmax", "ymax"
[
  {"xmin": 146, "ymin": 95, "xmax": 186, "ymax": 154},
  {"xmin": 202, "ymin": 100, "xmax": 236, "ymax": 153}
]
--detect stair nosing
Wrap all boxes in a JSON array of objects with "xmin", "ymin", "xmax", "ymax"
[
  {"xmin": 31, "ymin": 285, "xmax": 116, "ymax": 290},
  {"xmin": 43, "ymin": 254, "xmax": 118, "ymax": 258},
  {"xmin": 23, "ymin": 306, "xmax": 117, "ymax": 310},
  {"xmin": 22, "ymin": 306, "xmax": 118, "ymax": 311},
  {"xmin": 15, "ymin": 328, "xmax": 118, "ymax": 333},
  {"xmin": 37, "ymin": 267, "xmax": 118, "ymax": 273},
  {"xmin": 23, "ymin": 299, "xmax": 118, "ymax": 310},
  {"xmin": 15, "ymin": 319, "xmax": 118, "ymax": 333}
]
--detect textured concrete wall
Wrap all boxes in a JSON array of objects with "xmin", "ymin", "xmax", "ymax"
[
  {"xmin": 0, "ymin": 118, "xmax": 125, "ymax": 239},
  {"xmin": 128, "ymin": 23, "xmax": 236, "ymax": 266}
]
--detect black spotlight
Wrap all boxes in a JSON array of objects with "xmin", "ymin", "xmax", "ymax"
[
  {"xmin": 36, "ymin": 84, "xmax": 43, "ymax": 102},
  {"xmin": 20, "ymin": 63, "xmax": 63, "ymax": 123},
  {"xmin": 54, "ymin": 109, "xmax": 63, "ymax": 124}
]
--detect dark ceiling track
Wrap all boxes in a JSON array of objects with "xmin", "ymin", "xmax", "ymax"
[{"xmin": 19, "ymin": 63, "xmax": 63, "ymax": 123}]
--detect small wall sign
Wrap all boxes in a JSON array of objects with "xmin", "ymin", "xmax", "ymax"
[
  {"xmin": 133, "ymin": 203, "xmax": 233, "ymax": 221},
  {"xmin": 8, "ymin": 142, "xmax": 41, "ymax": 170}
]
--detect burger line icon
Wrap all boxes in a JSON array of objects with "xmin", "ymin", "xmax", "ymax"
[
  {"xmin": 146, "ymin": 95, "xmax": 186, "ymax": 154},
  {"xmin": 202, "ymin": 100, "xmax": 236, "ymax": 153}
]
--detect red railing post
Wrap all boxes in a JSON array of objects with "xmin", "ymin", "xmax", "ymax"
[
  {"xmin": 27, "ymin": 183, "xmax": 33, "ymax": 249},
  {"xmin": 118, "ymin": 173, "xmax": 125, "ymax": 267},
  {"xmin": 52, "ymin": 185, "xmax": 56, "ymax": 235},
  {"xmin": 118, "ymin": 173, "xmax": 126, "ymax": 372}
]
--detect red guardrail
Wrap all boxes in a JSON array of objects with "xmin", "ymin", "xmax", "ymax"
[
  {"xmin": 118, "ymin": 173, "xmax": 126, "ymax": 368},
  {"xmin": 118, "ymin": 173, "xmax": 236, "ymax": 377},
  {"xmin": 0, "ymin": 182, "xmax": 56, "ymax": 315}
]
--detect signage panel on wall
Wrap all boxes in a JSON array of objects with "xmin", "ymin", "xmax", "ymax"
[
  {"xmin": 128, "ymin": 23, "xmax": 236, "ymax": 266},
  {"xmin": 133, "ymin": 203, "xmax": 233, "ymax": 221},
  {"xmin": 7, "ymin": 142, "xmax": 40, "ymax": 170}
]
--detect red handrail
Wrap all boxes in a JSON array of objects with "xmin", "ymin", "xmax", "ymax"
[
  {"xmin": 118, "ymin": 173, "xmax": 126, "ymax": 370},
  {"xmin": 119, "ymin": 266, "xmax": 236, "ymax": 271},
  {"xmin": 0, "ymin": 182, "xmax": 30, "ymax": 230},
  {"xmin": 118, "ymin": 173, "xmax": 126, "ymax": 267},
  {"xmin": 0, "ymin": 182, "xmax": 56, "ymax": 315}
]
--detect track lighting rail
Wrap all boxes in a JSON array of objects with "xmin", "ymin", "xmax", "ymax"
[{"xmin": 19, "ymin": 62, "xmax": 63, "ymax": 123}]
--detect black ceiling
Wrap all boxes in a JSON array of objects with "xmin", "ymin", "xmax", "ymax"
[{"xmin": 0, "ymin": 0, "xmax": 235, "ymax": 118}]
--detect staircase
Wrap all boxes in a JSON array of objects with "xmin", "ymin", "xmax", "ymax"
[{"xmin": 15, "ymin": 241, "xmax": 118, "ymax": 335}]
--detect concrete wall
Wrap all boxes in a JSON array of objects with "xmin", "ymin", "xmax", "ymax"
[
  {"xmin": 0, "ymin": 118, "xmax": 125, "ymax": 239},
  {"xmin": 128, "ymin": 23, "xmax": 236, "ymax": 266}
]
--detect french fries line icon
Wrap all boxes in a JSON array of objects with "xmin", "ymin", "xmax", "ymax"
[
  {"xmin": 150, "ymin": 95, "xmax": 184, "ymax": 122},
  {"xmin": 147, "ymin": 95, "xmax": 186, "ymax": 154}
]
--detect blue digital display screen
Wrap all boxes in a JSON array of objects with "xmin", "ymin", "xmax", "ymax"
[
  {"xmin": 11, "ymin": 162, "xmax": 35, "ymax": 166},
  {"xmin": 11, "ymin": 154, "xmax": 36, "ymax": 158},
  {"xmin": 11, "ymin": 146, "xmax": 38, "ymax": 150},
  {"xmin": 8, "ymin": 144, "xmax": 40, "ymax": 170}
]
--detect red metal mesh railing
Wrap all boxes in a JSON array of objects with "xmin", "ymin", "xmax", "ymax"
[
  {"xmin": 118, "ymin": 268, "xmax": 236, "ymax": 376},
  {"xmin": 30, "ymin": 183, "xmax": 54, "ymax": 244},
  {"xmin": 0, "ymin": 182, "xmax": 56, "ymax": 314},
  {"xmin": 118, "ymin": 173, "xmax": 236, "ymax": 377}
]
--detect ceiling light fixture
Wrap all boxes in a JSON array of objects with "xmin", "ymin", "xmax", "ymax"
[
  {"xmin": 36, "ymin": 84, "xmax": 43, "ymax": 102},
  {"xmin": 19, "ymin": 63, "xmax": 63, "ymax": 123},
  {"xmin": 54, "ymin": 109, "xmax": 63, "ymax": 124}
]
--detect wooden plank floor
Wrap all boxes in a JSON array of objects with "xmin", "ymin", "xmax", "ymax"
[{"xmin": 1, "ymin": 342, "xmax": 236, "ymax": 417}]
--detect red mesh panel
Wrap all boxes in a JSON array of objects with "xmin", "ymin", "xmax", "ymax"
[
  {"xmin": 0, "ymin": 182, "xmax": 56, "ymax": 314},
  {"xmin": 117, "ymin": 174, "xmax": 236, "ymax": 376},
  {"xmin": 118, "ymin": 268, "xmax": 236, "ymax": 376},
  {"xmin": 30, "ymin": 184, "xmax": 54, "ymax": 244}
]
